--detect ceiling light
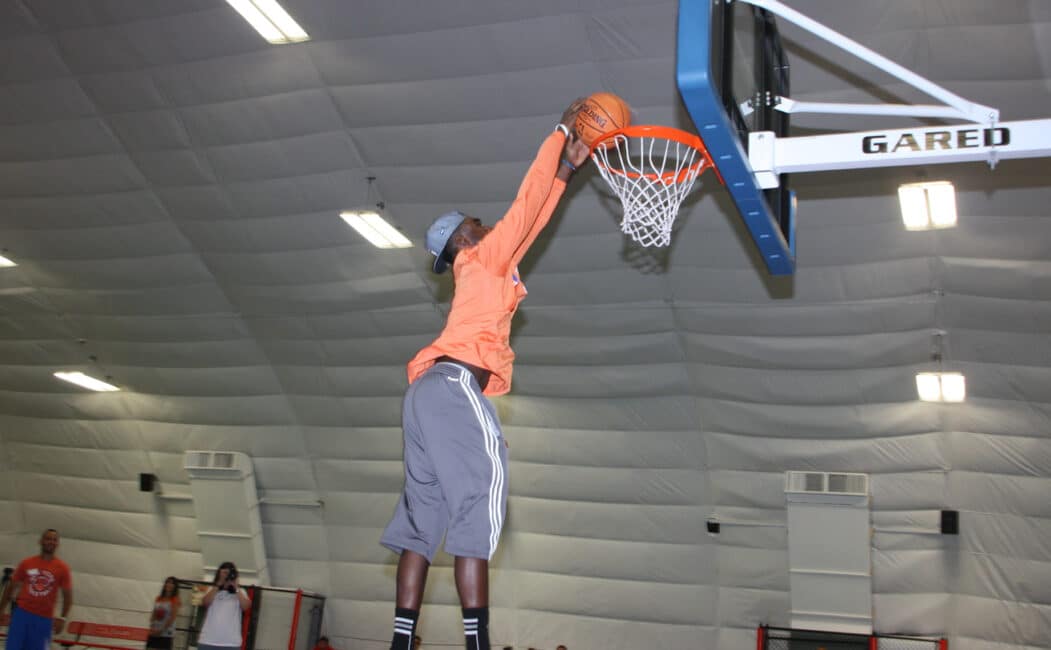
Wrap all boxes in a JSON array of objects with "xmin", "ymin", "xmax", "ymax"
[
  {"xmin": 939, "ymin": 372, "xmax": 966, "ymax": 402},
  {"xmin": 225, "ymin": 0, "xmax": 309, "ymax": 44},
  {"xmin": 54, "ymin": 371, "xmax": 120, "ymax": 392},
  {"xmin": 341, "ymin": 176, "xmax": 412, "ymax": 249},
  {"xmin": 899, "ymin": 181, "xmax": 957, "ymax": 231},
  {"xmin": 0, "ymin": 255, "xmax": 15, "ymax": 267},
  {"xmin": 915, "ymin": 373, "xmax": 941, "ymax": 402},
  {"xmin": 915, "ymin": 372, "xmax": 965, "ymax": 403},
  {"xmin": 340, "ymin": 211, "xmax": 413, "ymax": 249}
]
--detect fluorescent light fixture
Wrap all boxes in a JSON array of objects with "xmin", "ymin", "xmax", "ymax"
[
  {"xmin": 899, "ymin": 181, "xmax": 957, "ymax": 230},
  {"xmin": 915, "ymin": 372, "xmax": 966, "ymax": 402},
  {"xmin": 0, "ymin": 255, "xmax": 15, "ymax": 267},
  {"xmin": 340, "ymin": 210, "xmax": 413, "ymax": 249},
  {"xmin": 54, "ymin": 371, "xmax": 120, "ymax": 392},
  {"xmin": 940, "ymin": 372, "xmax": 966, "ymax": 402},
  {"xmin": 898, "ymin": 185, "xmax": 930, "ymax": 230},
  {"xmin": 926, "ymin": 182, "xmax": 957, "ymax": 227},
  {"xmin": 225, "ymin": 0, "xmax": 309, "ymax": 44},
  {"xmin": 915, "ymin": 373, "xmax": 942, "ymax": 402}
]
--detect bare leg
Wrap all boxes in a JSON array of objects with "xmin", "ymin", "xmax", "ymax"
[
  {"xmin": 396, "ymin": 550, "xmax": 430, "ymax": 610},
  {"xmin": 454, "ymin": 556, "xmax": 488, "ymax": 608},
  {"xmin": 455, "ymin": 557, "xmax": 490, "ymax": 649}
]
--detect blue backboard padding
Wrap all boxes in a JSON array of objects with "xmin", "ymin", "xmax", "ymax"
[{"xmin": 676, "ymin": 0, "xmax": 795, "ymax": 275}]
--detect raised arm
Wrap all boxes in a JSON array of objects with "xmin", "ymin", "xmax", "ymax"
[
  {"xmin": 201, "ymin": 585, "xmax": 219, "ymax": 607},
  {"xmin": 512, "ymin": 129, "xmax": 591, "ymax": 268},
  {"xmin": 236, "ymin": 585, "xmax": 251, "ymax": 612},
  {"xmin": 475, "ymin": 99, "xmax": 587, "ymax": 273}
]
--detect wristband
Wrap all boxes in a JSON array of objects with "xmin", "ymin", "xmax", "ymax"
[
  {"xmin": 560, "ymin": 159, "xmax": 576, "ymax": 171},
  {"xmin": 555, "ymin": 123, "xmax": 570, "ymax": 138}
]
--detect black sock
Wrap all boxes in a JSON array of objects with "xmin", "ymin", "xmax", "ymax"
[
  {"xmin": 390, "ymin": 607, "xmax": 418, "ymax": 650},
  {"xmin": 462, "ymin": 607, "xmax": 489, "ymax": 650}
]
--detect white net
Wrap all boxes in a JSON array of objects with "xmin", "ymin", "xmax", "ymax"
[{"xmin": 590, "ymin": 128, "xmax": 712, "ymax": 247}]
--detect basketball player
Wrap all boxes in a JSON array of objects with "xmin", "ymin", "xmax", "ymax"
[
  {"xmin": 0, "ymin": 529, "xmax": 73, "ymax": 650},
  {"xmin": 380, "ymin": 98, "xmax": 591, "ymax": 650}
]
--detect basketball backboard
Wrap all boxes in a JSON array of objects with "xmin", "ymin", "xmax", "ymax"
[
  {"xmin": 677, "ymin": 0, "xmax": 1051, "ymax": 277},
  {"xmin": 677, "ymin": 0, "xmax": 796, "ymax": 275}
]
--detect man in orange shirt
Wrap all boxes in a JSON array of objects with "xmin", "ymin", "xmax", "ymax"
[
  {"xmin": 0, "ymin": 529, "xmax": 73, "ymax": 650},
  {"xmin": 380, "ymin": 98, "xmax": 590, "ymax": 650}
]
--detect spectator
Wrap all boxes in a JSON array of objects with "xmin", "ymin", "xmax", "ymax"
[
  {"xmin": 0, "ymin": 529, "xmax": 73, "ymax": 650},
  {"xmin": 197, "ymin": 562, "xmax": 250, "ymax": 650},
  {"xmin": 146, "ymin": 577, "xmax": 180, "ymax": 650},
  {"xmin": 0, "ymin": 569, "xmax": 12, "ymax": 606},
  {"xmin": 413, "ymin": 635, "xmax": 422, "ymax": 649}
]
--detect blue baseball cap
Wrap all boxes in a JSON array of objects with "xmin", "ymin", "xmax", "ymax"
[{"xmin": 425, "ymin": 211, "xmax": 466, "ymax": 274}]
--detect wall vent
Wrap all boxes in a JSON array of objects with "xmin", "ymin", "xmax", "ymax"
[
  {"xmin": 184, "ymin": 450, "xmax": 249, "ymax": 475},
  {"xmin": 184, "ymin": 451, "xmax": 210, "ymax": 469},
  {"xmin": 182, "ymin": 450, "xmax": 268, "ymax": 585},
  {"xmin": 786, "ymin": 471, "xmax": 868, "ymax": 496},
  {"xmin": 785, "ymin": 470, "xmax": 873, "ymax": 633}
]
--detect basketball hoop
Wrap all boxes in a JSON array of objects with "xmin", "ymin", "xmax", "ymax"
[{"xmin": 590, "ymin": 125, "xmax": 720, "ymax": 247}]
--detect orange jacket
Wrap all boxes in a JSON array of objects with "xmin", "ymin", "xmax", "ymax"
[{"xmin": 407, "ymin": 130, "xmax": 568, "ymax": 395}]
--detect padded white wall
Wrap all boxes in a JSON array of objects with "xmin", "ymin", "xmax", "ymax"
[{"xmin": 0, "ymin": 2, "xmax": 1049, "ymax": 650}]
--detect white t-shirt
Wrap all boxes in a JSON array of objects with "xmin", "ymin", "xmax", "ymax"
[{"xmin": 198, "ymin": 589, "xmax": 247, "ymax": 647}]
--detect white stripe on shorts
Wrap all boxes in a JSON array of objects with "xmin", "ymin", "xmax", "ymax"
[{"xmin": 457, "ymin": 368, "xmax": 505, "ymax": 559}]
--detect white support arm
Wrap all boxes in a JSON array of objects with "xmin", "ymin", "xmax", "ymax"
[
  {"xmin": 740, "ymin": 0, "xmax": 1000, "ymax": 125},
  {"xmin": 775, "ymin": 97, "xmax": 973, "ymax": 120},
  {"xmin": 748, "ymin": 119, "xmax": 1051, "ymax": 188}
]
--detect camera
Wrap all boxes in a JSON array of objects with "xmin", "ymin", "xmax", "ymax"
[{"xmin": 224, "ymin": 567, "xmax": 238, "ymax": 593}]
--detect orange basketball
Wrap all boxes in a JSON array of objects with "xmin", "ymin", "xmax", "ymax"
[{"xmin": 575, "ymin": 92, "xmax": 631, "ymax": 147}]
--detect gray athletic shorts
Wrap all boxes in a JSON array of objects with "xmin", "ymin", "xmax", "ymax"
[{"xmin": 381, "ymin": 361, "xmax": 509, "ymax": 562}]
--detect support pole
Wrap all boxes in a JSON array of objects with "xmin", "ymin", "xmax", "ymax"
[
  {"xmin": 287, "ymin": 589, "xmax": 304, "ymax": 650},
  {"xmin": 740, "ymin": 0, "xmax": 998, "ymax": 124}
]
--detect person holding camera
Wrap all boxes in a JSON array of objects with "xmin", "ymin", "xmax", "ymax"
[{"xmin": 197, "ymin": 562, "xmax": 250, "ymax": 650}]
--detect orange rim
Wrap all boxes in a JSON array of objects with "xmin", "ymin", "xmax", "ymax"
[{"xmin": 590, "ymin": 125, "xmax": 724, "ymax": 186}]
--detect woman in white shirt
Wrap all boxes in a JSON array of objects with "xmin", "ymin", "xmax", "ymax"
[{"xmin": 197, "ymin": 562, "xmax": 251, "ymax": 650}]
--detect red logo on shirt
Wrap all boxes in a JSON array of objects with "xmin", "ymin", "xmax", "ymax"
[{"xmin": 25, "ymin": 569, "xmax": 56, "ymax": 597}]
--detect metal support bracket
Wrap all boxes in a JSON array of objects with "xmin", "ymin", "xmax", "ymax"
[{"xmin": 748, "ymin": 119, "xmax": 1051, "ymax": 187}]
